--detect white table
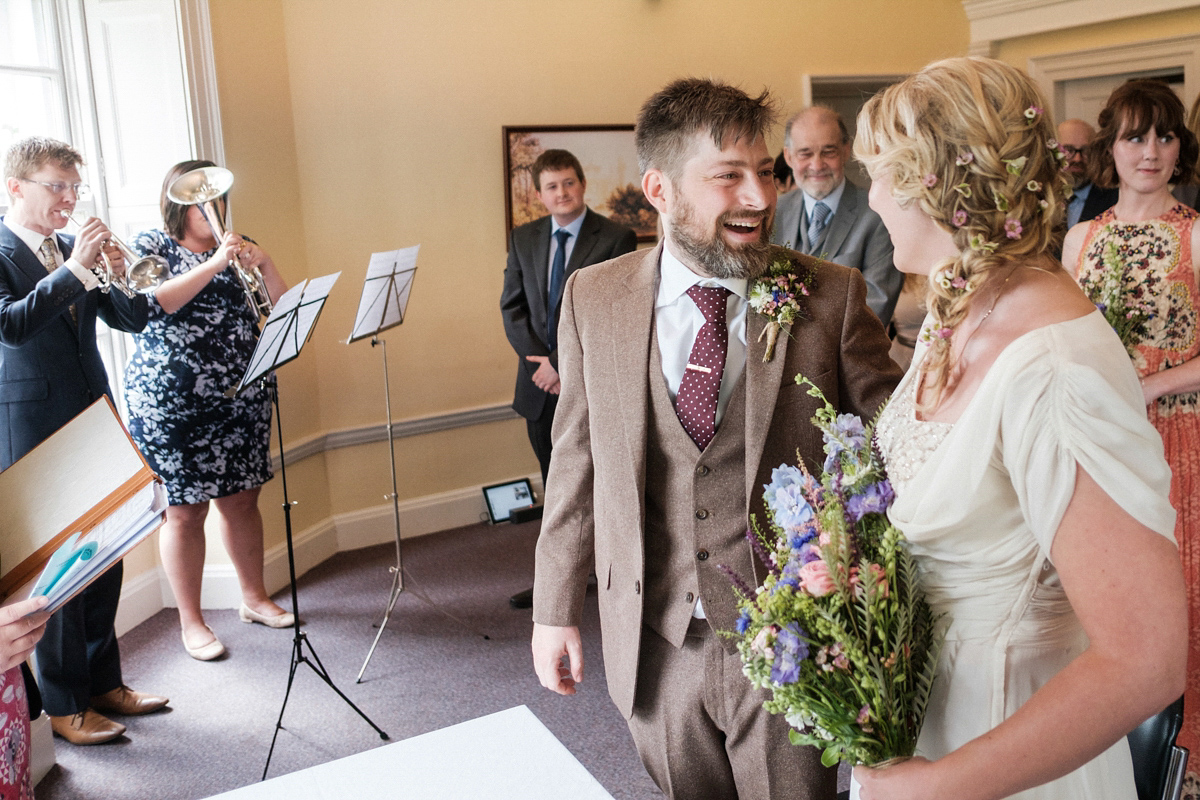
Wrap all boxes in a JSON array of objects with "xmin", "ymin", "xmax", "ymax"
[{"xmin": 207, "ymin": 705, "xmax": 614, "ymax": 799}]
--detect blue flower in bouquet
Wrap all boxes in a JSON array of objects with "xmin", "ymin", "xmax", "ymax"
[
  {"xmin": 771, "ymin": 623, "xmax": 810, "ymax": 685},
  {"xmin": 771, "ymin": 483, "xmax": 814, "ymax": 531},
  {"xmin": 736, "ymin": 611, "xmax": 752, "ymax": 634},
  {"xmin": 846, "ymin": 479, "xmax": 896, "ymax": 523},
  {"xmin": 764, "ymin": 464, "xmax": 805, "ymax": 507}
]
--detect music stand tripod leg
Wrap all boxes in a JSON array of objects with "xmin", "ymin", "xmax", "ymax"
[{"xmin": 261, "ymin": 381, "xmax": 389, "ymax": 782}]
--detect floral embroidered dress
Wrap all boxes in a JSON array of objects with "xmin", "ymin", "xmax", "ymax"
[
  {"xmin": 1076, "ymin": 204, "xmax": 1200, "ymax": 786},
  {"xmin": 0, "ymin": 668, "xmax": 33, "ymax": 800},
  {"xmin": 124, "ymin": 229, "xmax": 273, "ymax": 505},
  {"xmin": 870, "ymin": 312, "xmax": 1175, "ymax": 799}
]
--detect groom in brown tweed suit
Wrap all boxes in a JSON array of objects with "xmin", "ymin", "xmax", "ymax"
[{"xmin": 531, "ymin": 78, "xmax": 901, "ymax": 800}]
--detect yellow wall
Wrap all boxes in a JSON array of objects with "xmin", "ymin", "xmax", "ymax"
[
  {"xmin": 126, "ymin": 0, "xmax": 970, "ymax": 582},
  {"xmin": 996, "ymin": 7, "xmax": 1200, "ymax": 68}
]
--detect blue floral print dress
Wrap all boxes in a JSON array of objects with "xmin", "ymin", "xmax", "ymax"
[{"xmin": 124, "ymin": 229, "xmax": 273, "ymax": 505}]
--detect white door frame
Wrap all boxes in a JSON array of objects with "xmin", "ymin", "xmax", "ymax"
[{"xmin": 1028, "ymin": 33, "xmax": 1200, "ymax": 121}]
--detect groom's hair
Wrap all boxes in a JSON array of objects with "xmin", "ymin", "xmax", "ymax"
[{"xmin": 636, "ymin": 78, "xmax": 776, "ymax": 182}]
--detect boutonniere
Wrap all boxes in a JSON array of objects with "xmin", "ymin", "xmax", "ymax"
[{"xmin": 748, "ymin": 247, "xmax": 815, "ymax": 362}]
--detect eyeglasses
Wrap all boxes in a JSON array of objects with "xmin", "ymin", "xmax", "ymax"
[
  {"xmin": 19, "ymin": 179, "xmax": 92, "ymax": 199},
  {"xmin": 1060, "ymin": 145, "xmax": 1086, "ymax": 157}
]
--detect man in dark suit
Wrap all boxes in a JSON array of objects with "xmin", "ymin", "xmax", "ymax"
[
  {"xmin": 1, "ymin": 137, "xmax": 167, "ymax": 745},
  {"xmin": 1059, "ymin": 118, "xmax": 1119, "ymax": 227},
  {"xmin": 772, "ymin": 106, "xmax": 903, "ymax": 326},
  {"xmin": 531, "ymin": 79, "xmax": 901, "ymax": 800},
  {"xmin": 500, "ymin": 149, "xmax": 637, "ymax": 609}
]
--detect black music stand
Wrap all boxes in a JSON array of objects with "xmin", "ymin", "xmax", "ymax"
[
  {"xmin": 348, "ymin": 247, "xmax": 417, "ymax": 682},
  {"xmin": 231, "ymin": 272, "xmax": 389, "ymax": 780}
]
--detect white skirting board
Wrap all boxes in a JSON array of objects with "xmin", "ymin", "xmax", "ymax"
[{"xmin": 114, "ymin": 474, "xmax": 541, "ymax": 637}]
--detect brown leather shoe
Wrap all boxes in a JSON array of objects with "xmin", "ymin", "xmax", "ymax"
[
  {"xmin": 50, "ymin": 710, "xmax": 125, "ymax": 745},
  {"xmin": 90, "ymin": 685, "xmax": 169, "ymax": 716}
]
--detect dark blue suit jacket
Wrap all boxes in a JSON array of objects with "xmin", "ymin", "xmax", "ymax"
[
  {"xmin": 0, "ymin": 219, "xmax": 148, "ymax": 469},
  {"xmin": 500, "ymin": 208, "xmax": 637, "ymax": 421}
]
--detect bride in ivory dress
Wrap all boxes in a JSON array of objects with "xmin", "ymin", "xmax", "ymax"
[{"xmin": 849, "ymin": 56, "xmax": 1187, "ymax": 800}]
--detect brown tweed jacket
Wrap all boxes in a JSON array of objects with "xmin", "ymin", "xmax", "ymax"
[{"xmin": 532, "ymin": 243, "xmax": 902, "ymax": 718}]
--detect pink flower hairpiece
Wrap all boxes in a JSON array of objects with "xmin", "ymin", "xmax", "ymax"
[
  {"xmin": 1004, "ymin": 218, "xmax": 1023, "ymax": 239},
  {"xmin": 953, "ymin": 209, "xmax": 968, "ymax": 228},
  {"xmin": 922, "ymin": 173, "xmax": 938, "ymax": 188}
]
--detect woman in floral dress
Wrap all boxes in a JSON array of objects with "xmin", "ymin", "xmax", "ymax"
[
  {"xmin": 125, "ymin": 160, "xmax": 292, "ymax": 661},
  {"xmin": 1063, "ymin": 79, "xmax": 1200, "ymax": 794}
]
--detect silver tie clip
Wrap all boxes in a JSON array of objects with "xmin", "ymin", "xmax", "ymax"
[{"xmin": 686, "ymin": 363, "xmax": 712, "ymax": 374}]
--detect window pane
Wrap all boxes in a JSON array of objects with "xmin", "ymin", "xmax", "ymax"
[
  {"xmin": 0, "ymin": 71, "xmax": 66, "ymax": 155},
  {"xmin": 0, "ymin": 0, "xmax": 57, "ymax": 68}
]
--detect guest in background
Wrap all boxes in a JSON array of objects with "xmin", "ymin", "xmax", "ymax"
[
  {"xmin": 772, "ymin": 106, "xmax": 903, "ymax": 325},
  {"xmin": 772, "ymin": 151, "xmax": 795, "ymax": 194},
  {"xmin": 1175, "ymin": 94, "xmax": 1200, "ymax": 210},
  {"xmin": 500, "ymin": 149, "xmax": 637, "ymax": 610},
  {"xmin": 1058, "ymin": 118, "xmax": 1118, "ymax": 228},
  {"xmin": 125, "ymin": 159, "xmax": 290, "ymax": 662},
  {"xmin": 1063, "ymin": 78, "xmax": 1200, "ymax": 789},
  {"xmin": 0, "ymin": 596, "xmax": 50, "ymax": 797},
  {"xmin": 887, "ymin": 273, "xmax": 925, "ymax": 370},
  {"xmin": 1, "ymin": 136, "xmax": 167, "ymax": 745}
]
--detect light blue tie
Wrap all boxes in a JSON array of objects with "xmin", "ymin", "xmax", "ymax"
[{"xmin": 546, "ymin": 228, "xmax": 571, "ymax": 350}]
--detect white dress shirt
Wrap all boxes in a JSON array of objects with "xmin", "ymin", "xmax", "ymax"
[
  {"xmin": 656, "ymin": 243, "xmax": 749, "ymax": 621},
  {"xmin": 4, "ymin": 218, "xmax": 100, "ymax": 290}
]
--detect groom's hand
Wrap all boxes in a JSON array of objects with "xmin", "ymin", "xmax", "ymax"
[{"xmin": 532, "ymin": 622, "xmax": 582, "ymax": 695}]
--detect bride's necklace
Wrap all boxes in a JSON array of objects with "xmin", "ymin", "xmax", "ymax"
[{"xmin": 953, "ymin": 265, "xmax": 1022, "ymax": 357}]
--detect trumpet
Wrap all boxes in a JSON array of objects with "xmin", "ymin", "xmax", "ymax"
[
  {"xmin": 62, "ymin": 212, "xmax": 167, "ymax": 298},
  {"xmin": 166, "ymin": 166, "xmax": 273, "ymax": 317}
]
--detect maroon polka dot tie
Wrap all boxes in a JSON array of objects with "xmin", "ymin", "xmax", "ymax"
[{"xmin": 675, "ymin": 285, "xmax": 731, "ymax": 450}]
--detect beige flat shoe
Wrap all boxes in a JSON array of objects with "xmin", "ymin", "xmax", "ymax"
[
  {"xmin": 238, "ymin": 603, "xmax": 295, "ymax": 628},
  {"xmin": 182, "ymin": 626, "xmax": 226, "ymax": 661}
]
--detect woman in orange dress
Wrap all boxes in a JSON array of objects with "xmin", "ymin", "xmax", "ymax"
[{"xmin": 1064, "ymin": 79, "xmax": 1200, "ymax": 795}]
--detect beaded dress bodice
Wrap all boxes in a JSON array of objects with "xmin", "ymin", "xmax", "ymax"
[{"xmin": 874, "ymin": 370, "xmax": 952, "ymax": 494}]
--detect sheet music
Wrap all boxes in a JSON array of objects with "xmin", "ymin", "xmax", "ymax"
[{"xmin": 349, "ymin": 246, "xmax": 418, "ymax": 342}]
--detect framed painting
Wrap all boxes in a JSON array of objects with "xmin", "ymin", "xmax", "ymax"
[{"xmin": 503, "ymin": 124, "xmax": 657, "ymax": 244}]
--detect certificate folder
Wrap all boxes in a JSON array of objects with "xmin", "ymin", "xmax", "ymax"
[{"xmin": 0, "ymin": 396, "xmax": 166, "ymax": 611}]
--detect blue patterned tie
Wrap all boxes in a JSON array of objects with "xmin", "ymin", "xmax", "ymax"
[
  {"xmin": 546, "ymin": 228, "xmax": 571, "ymax": 350},
  {"xmin": 807, "ymin": 201, "xmax": 831, "ymax": 252}
]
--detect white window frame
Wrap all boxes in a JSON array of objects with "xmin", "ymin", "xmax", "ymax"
[{"xmin": 3, "ymin": 0, "xmax": 223, "ymax": 417}]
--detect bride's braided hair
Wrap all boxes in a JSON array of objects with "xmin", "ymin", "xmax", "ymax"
[{"xmin": 854, "ymin": 57, "xmax": 1069, "ymax": 407}]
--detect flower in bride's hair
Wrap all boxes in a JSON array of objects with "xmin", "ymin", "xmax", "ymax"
[
  {"xmin": 1026, "ymin": 180, "xmax": 1042, "ymax": 192},
  {"xmin": 935, "ymin": 271, "xmax": 953, "ymax": 290},
  {"xmin": 1046, "ymin": 138, "xmax": 1058, "ymax": 149},
  {"xmin": 968, "ymin": 234, "xmax": 998, "ymax": 253},
  {"xmin": 1039, "ymin": 199, "xmax": 1049, "ymax": 210},
  {"xmin": 993, "ymin": 191, "xmax": 1009, "ymax": 212},
  {"xmin": 922, "ymin": 173, "xmax": 938, "ymax": 188},
  {"xmin": 953, "ymin": 183, "xmax": 972, "ymax": 198},
  {"xmin": 955, "ymin": 151, "xmax": 974, "ymax": 167},
  {"xmin": 1004, "ymin": 156, "xmax": 1027, "ymax": 176},
  {"xmin": 1024, "ymin": 105, "xmax": 1043, "ymax": 121},
  {"xmin": 950, "ymin": 276, "xmax": 967, "ymax": 290},
  {"xmin": 1004, "ymin": 217, "xmax": 1023, "ymax": 239},
  {"xmin": 952, "ymin": 209, "xmax": 968, "ymax": 228}
]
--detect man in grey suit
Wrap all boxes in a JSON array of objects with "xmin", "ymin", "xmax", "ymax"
[
  {"xmin": 500, "ymin": 148, "xmax": 637, "ymax": 608},
  {"xmin": 531, "ymin": 79, "xmax": 901, "ymax": 799},
  {"xmin": 1, "ymin": 137, "xmax": 167, "ymax": 745},
  {"xmin": 773, "ymin": 106, "xmax": 903, "ymax": 326}
]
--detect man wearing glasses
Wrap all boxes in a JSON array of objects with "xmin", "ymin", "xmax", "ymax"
[
  {"xmin": 1, "ymin": 136, "xmax": 167, "ymax": 746},
  {"xmin": 1058, "ymin": 118, "xmax": 1119, "ymax": 228}
]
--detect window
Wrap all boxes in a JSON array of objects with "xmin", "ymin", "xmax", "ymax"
[{"xmin": 1, "ymin": 0, "xmax": 215, "ymax": 417}]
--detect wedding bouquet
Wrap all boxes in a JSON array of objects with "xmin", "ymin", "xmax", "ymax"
[
  {"xmin": 1079, "ymin": 241, "xmax": 1156, "ymax": 353},
  {"xmin": 731, "ymin": 378, "xmax": 941, "ymax": 768}
]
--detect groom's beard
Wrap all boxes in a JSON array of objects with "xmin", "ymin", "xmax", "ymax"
[{"xmin": 668, "ymin": 199, "xmax": 774, "ymax": 281}]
